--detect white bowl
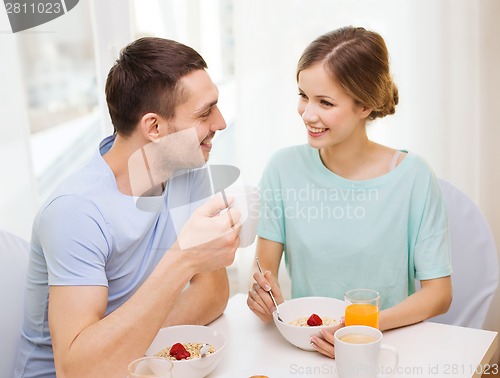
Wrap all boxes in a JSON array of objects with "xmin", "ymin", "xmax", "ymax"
[
  {"xmin": 146, "ymin": 325, "xmax": 225, "ymax": 378},
  {"xmin": 273, "ymin": 296, "xmax": 346, "ymax": 351}
]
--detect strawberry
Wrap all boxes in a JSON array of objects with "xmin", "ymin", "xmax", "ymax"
[
  {"xmin": 169, "ymin": 343, "xmax": 187, "ymax": 356},
  {"xmin": 175, "ymin": 350, "xmax": 191, "ymax": 360},
  {"xmin": 307, "ymin": 313, "xmax": 323, "ymax": 326}
]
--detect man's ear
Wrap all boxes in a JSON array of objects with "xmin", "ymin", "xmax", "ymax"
[{"xmin": 139, "ymin": 113, "xmax": 160, "ymax": 143}]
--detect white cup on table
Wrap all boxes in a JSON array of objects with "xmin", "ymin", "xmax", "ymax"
[{"xmin": 334, "ymin": 325, "xmax": 398, "ymax": 378}]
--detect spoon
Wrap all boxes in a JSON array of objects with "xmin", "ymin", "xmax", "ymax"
[
  {"xmin": 256, "ymin": 257, "xmax": 283, "ymax": 322},
  {"xmin": 220, "ymin": 190, "xmax": 235, "ymax": 228},
  {"xmin": 200, "ymin": 343, "xmax": 210, "ymax": 358}
]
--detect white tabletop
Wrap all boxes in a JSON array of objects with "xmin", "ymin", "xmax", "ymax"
[{"xmin": 206, "ymin": 294, "xmax": 498, "ymax": 378}]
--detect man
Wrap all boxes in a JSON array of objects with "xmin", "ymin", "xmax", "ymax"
[{"xmin": 15, "ymin": 37, "xmax": 241, "ymax": 378}]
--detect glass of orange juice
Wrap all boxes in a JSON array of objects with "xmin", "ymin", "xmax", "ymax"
[{"xmin": 344, "ymin": 289, "xmax": 380, "ymax": 329}]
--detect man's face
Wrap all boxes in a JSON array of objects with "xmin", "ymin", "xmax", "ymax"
[{"xmin": 160, "ymin": 69, "xmax": 227, "ymax": 162}]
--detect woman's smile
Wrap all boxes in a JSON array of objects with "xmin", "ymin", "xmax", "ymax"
[{"xmin": 306, "ymin": 125, "xmax": 329, "ymax": 137}]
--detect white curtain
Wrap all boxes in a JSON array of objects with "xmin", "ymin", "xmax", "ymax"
[
  {"xmin": 232, "ymin": 0, "xmax": 500, "ymax": 360},
  {"xmin": 0, "ymin": 14, "xmax": 38, "ymax": 240}
]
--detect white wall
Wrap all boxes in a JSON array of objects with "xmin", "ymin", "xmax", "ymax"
[
  {"xmin": 477, "ymin": 0, "xmax": 500, "ymax": 363},
  {"xmin": 90, "ymin": 0, "xmax": 134, "ymax": 135}
]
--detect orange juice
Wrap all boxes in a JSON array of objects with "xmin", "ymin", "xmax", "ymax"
[{"xmin": 344, "ymin": 303, "xmax": 379, "ymax": 328}]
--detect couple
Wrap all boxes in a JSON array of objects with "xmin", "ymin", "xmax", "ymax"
[{"xmin": 16, "ymin": 26, "xmax": 452, "ymax": 378}]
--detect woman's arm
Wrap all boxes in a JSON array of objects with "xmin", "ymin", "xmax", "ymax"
[
  {"xmin": 311, "ymin": 276, "xmax": 452, "ymax": 358},
  {"xmin": 379, "ymin": 276, "xmax": 452, "ymax": 331},
  {"xmin": 246, "ymin": 237, "xmax": 285, "ymax": 322}
]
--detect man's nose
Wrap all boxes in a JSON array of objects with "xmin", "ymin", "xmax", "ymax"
[{"xmin": 211, "ymin": 106, "xmax": 226, "ymax": 131}]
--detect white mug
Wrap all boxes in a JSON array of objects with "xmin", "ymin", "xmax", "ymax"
[
  {"xmin": 225, "ymin": 185, "xmax": 260, "ymax": 248},
  {"xmin": 334, "ymin": 326, "xmax": 398, "ymax": 378}
]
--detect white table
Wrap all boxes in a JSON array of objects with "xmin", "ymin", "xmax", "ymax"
[{"xmin": 206, "ymin": 294, "xmax": 498, "ymax": 378}]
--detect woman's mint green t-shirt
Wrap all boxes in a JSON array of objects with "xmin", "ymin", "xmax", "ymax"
[{"xmin": 257, "ymin": 145, "xmax": 452, "ymax": 310}]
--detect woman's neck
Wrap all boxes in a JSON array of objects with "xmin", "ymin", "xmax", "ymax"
[{"xmin": 319, "ymin": 131, "xmax": 393, "ymax": 180}]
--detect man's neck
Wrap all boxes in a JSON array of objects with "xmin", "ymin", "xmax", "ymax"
[
  {"xmin": 103, "ymin": 134, "xmax": 143, "ymax": 196},
  {"xmin": 103, "ymin": 133, "xmax": 177, "ymax": 197}
]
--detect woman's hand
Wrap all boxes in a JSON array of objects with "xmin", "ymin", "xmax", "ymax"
[
  {"xmin": 247, "ymin": 270, "xmax": 284, "ymax": 322},
  {"xmin": 310, "ymin": 321, "xmax": 344, "ymax": 358}
]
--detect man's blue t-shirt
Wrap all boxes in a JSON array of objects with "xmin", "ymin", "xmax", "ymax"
[
  {"xmin": 15, "ymin": 135, "xmax": 210, "ymax": 377},
  {"xmin": 258, "ymin": 145, "xmax": 452, "ymax": 310}
]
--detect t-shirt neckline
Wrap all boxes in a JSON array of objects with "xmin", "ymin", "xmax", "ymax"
[{"xmin": 310, "ymin": 146, "xmax": 415, "ymax": 188}]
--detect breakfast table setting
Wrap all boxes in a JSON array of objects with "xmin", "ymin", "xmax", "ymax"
[
  {"xmin": 205, "ymin": 293, "xmax": 498, "ymax": 378},
  {"xmin": 139, "ymin": 292, "xmax": 498, "ymax": 378}
]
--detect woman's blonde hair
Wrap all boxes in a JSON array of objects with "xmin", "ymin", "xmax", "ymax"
[{"xmin": 297, "ymin": 26, "xmax": 398, "ymax": 120}]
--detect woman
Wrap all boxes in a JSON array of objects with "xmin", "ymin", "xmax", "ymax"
[{"xmin": 246, "ymin": 26, "xmax": 452, "ymax": 358}]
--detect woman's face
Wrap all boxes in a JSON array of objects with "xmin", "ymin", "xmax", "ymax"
[{"xmin": 297, "ymin": 63, "xmax": 368, "ymax": 150}]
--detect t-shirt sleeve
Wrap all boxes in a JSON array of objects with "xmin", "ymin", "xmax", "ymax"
[
  {"xmin": 37, "ymin": 195, "xmax": 110, "ymax": 286},
  {"xmin": 257, "ymin": 159, "xmax": 286, "ymax": 244},
  {"xmin": 413, "ymin": 171, "xmax": 453, "ymax": 280}
]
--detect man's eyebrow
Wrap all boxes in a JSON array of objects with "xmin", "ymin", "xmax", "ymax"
[{"xmin": 194, "ymin": 100, "xmax": 218, "ymax": 115}]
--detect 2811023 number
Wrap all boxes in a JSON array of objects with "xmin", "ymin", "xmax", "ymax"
[
  {"xmin": 443, "ymin": 364, "xmax": 499, "ymax": 375},
  {"xmin": 5, "ymin": 2, "xmax": 62, "ymax": 14}
]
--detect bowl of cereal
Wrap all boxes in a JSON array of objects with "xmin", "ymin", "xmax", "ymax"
[
  {"xmin": 273, "ymin": 296, "xmax": 345, "ymax": 351},
  {"xmin": 145, "ymin": 325, "xmax": 225, "ymax": 378}
]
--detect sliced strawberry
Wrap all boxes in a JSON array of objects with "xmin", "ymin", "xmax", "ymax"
[
  {"xmin": 307, "ymin": 313, "xmax": 323, "ymax": 326},
  {"xmin": 169, "ymin": 343, "xmax": 187, "ymax": 356},
  {"xmin": 175, "ymin": 350, "xmax": 191, "ymax": 360}
]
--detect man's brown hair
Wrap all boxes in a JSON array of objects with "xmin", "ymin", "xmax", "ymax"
[{"xmin": 105, "ymin": 37, "xmax": 207, "ymax": 136}]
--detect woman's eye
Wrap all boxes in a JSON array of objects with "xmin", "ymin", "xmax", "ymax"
[
  {"xmin": 298, "ymin": 92, "xmax": 308, "ymax": 99},
  {"xmin": 321, "ymin": 99, "xmax": 334, "ymax": 107}
]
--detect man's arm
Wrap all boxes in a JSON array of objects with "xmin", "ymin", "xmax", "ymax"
[
  {"xmin": 162, "ymin": 268, "xmax": 230, "ymax": 326},
  {"xmin": 49, "ymin": 196, "xmax": 240, "ymax": 378},
  {"xmin": 49, "ymin": 252, "xmax": 193, "ymax": 378}
]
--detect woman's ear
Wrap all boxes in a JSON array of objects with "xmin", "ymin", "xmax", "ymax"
[
  {"xmin": 139, "ymin": 113, "xmax": 160, "ymax": 143},
  {"xmin": 358, "ymin": 105, "xmax": 373, "ymax": 120}
]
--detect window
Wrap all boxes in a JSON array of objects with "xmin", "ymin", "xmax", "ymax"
[{"xmin": 17, "ymin": 1, "xmax": 101, "ymax": 199}]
